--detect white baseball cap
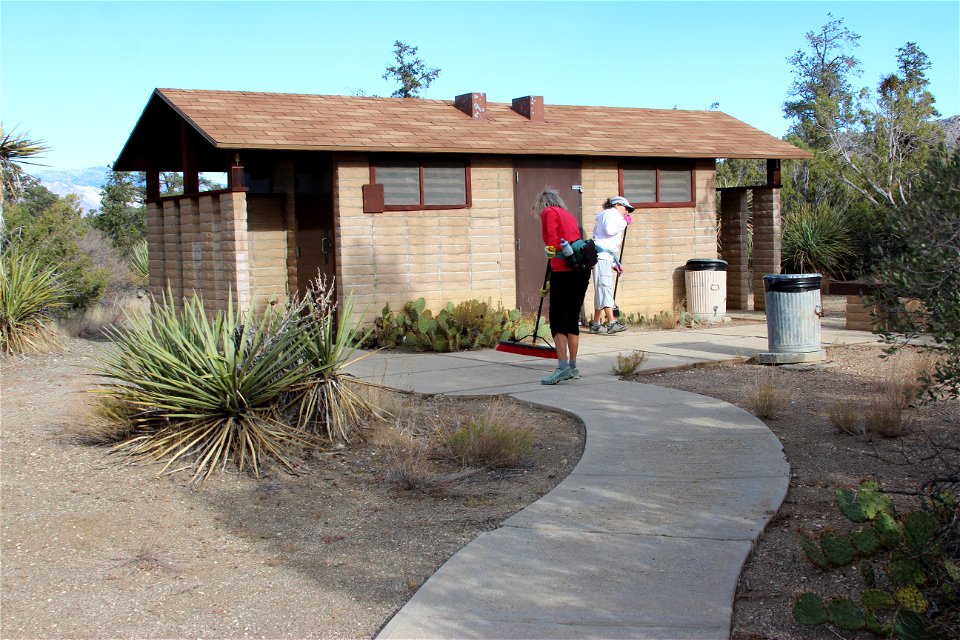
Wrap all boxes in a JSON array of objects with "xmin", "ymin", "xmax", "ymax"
[{"xmin": 610, "ymin": 196, "xmax": 635, "ymax": 212}]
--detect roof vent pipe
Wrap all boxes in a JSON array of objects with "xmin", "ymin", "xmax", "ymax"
[
  {"xmin": 454, "ymin": 93, "xmax": 487, "ymax": 119},
  {"xmin": 511, "ymin": 96, "xmax": 544, "ymax": 121}
]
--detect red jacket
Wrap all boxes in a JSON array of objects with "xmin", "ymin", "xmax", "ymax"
[{"xmin": 540, "ymin": 205, "xmax": 582, "ymax": 272}]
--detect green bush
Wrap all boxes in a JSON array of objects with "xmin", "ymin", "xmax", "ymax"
[
  {"xmin": 781, "ymin": 201, "xmax": 854, "ymax": 277},
  {"xmin": 869, "ymin": 148, "xmax": 960, "ymax": 401},
  {"xmin": 5, "ymin": 187, "xmax": 109, "ymax": 309},
  {"xmin": 0, "ymin": 245, "xmax": 70, "ymax": 354}
]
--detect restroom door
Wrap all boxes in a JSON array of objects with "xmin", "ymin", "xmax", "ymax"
[
  {"xmin": 513, "ymin": 157, "xmax": 583, "ymax": 314},
  {"xmin": 295, "ymin": 158, "xmax": 335, "ymax": 298}
]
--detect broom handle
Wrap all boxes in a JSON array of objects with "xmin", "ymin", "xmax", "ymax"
[
  {"xmin": 532, "ymin": 260, "xmax": 552, "ymax": 345},
  {"xmin": 613, "ymin": 225, "xmax": 628, "ymax": 300}
]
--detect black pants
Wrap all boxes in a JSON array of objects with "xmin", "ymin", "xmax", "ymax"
[{"xmin": 548, "ymin": 270, "xmax": 591, "ymax": 335}]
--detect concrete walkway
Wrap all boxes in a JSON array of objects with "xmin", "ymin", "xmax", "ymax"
[{"xmin": 343, "ymin": 317, "xmax": 880, "ymax": 640}]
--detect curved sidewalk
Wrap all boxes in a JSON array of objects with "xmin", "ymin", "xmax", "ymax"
[{"xmin": 344, "ymin": 322, "xmax": 878, "ymax": 639}]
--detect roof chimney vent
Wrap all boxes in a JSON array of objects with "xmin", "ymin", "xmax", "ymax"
[
  {"xmin": 512, "ymin": 96, "xmax": 544, "ymax": 121},
  {"xmin": 454, "ymin": 93, "xmax": 487, "ymax": 119}
]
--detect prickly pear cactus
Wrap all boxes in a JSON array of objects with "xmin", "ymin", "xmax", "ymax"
[
  {"xmin": 851, "ymin": 528, "xmax": 881, "ymax": 556},
  {"xmin": 861, "ymin": 589, "xmax": 896, "ymax": 611},
  {"xmin": 894, "ymin": 585, "xmax": 929, "ymax": 613},
  {"xmin": 822, "ymin": 533, "xmax": 855, "ymax": 566},
  {"xmin": 793, "ymin": 593, "xmax": 828, "ymax": 625},
  {"xmin": 827, "ymin": 598, "xmax": 866, "ymax": 630}
]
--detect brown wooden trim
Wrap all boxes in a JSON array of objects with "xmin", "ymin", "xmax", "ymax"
[
  {"xmin": 767, "ymin": 159, "xmax": 782, "ymax": 187},
  {"xmin": 180, "ymin": 121, "xmax": 200, "ymax": 194},
  {"xmin": 149, "ymin": 187, "xmax": 247, "ymax": 204},
  {"xmin": 369, "ymin": 155, "xmax": 472, "ymax": 211},
  {"xmin": 145, "ymin": 168, "xmax": 160, "ymax": 201},
  {"xmin": 617, "ymin": 159, "xmax": 696, "ymax": 207}
]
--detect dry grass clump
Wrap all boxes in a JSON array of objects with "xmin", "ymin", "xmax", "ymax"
[
  {"xmin": 748, "ymin": 371, "xmax": 791, "ymax": 419},
  {"xmin": 828, "ymin": 400, "xmax": 863, "ymax": 435},
  {"xmin": 437, "ymin": 400, "xmax": 533, "ymax": 469},
  {"xmin": 864, "ymin": 394, "xmax": 913, "ymax": 438},
  {"xmin": 384, "ymin": 450, "xmax": 478, "ymax": 493},
  {"xmin": 612, "ymin": 350, "xmax": 648, "ymax": 376},
  {"xmin": 654, "ymin": 310, "xmax": 678, "ymax": 329}
]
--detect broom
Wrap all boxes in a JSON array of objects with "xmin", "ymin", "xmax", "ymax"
[
  {"xmin": 496, "ymin": 260, "xmax": 558, "ymax": 359},
  {"xmin": 613, "ymin": 225, "xmax": 628, "ymax": 319}
]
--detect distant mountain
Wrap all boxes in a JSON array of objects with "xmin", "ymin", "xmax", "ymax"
[
  {"xmin": 29, "ymin": 166, "xmax": 110, "ymax": 213},
  {"xmin": 937, "ymin": 115, "xmax": 960, "ymax": 150}
]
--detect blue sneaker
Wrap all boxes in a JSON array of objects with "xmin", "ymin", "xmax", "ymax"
[
  {"xmin": 568, "ymin": 367, "xmax": 581, "ymax": 379},
  {"xmin": 541, "ymin": 366, "xmax": 574, "ymax": 385}
]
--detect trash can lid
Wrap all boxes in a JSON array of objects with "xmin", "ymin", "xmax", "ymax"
[
  {"xmin": 763, "ymin": 273, "xmax": 822, "ymax": 292},
  {"xmin": 685, "ymin": 258, "xmax": 728, "ymax": 271}
]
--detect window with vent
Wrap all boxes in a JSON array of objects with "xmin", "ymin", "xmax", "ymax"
[
  {"xmin": 371, "ymin": 158, "xmax": 471, "ymax": 210},
  {"xmin": 620, "ymin": 161, "xmax": 695, "ymax": 207}
]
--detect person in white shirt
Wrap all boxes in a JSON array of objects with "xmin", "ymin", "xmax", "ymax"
[{"xmin": 589, "ymin": 196, "xmax": 634, "ymax": 334}]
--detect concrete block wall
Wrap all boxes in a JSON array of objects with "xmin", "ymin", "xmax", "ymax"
[
  {"xmin": 335, "ymin": 155, "xmax": 516, "ymax": 325},
  {"xmin": 580, "ymin": 159, "xmax": 719, "ymax": 319},
  {"xmin": 145, "ymin": 191, "xmax": 250, "ymax": 311},
  {"xmin": 752, "ymin": 187, "xmax": 782, "ymax": 311},
  {"xmin": 246, "ymin": 195, "xmax": 289, "ymax": 306},
  {"xmin": 720, "ymin": 189, "xmax": 751, "ymax": 310}
]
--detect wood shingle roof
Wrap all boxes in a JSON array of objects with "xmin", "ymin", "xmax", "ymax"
[{"xmin": 116, "ymin": 88, "xmax": 811, "ymax": 169}]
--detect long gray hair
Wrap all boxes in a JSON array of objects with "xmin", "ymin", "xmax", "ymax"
[{"xmin": 532, "ymin": 187, "xmax": 566, "ymax": 214}]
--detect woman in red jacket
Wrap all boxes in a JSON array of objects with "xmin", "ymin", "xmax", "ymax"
[{"xmin": 534, "ymin": 188, "xmax": 591, "ymax": 385}]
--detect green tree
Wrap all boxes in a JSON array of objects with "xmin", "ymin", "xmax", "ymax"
[
  {"xmin": 1, "ymin": 125, "xmax": 49, "ymax": 245},
  {"xmin": 382, "ymin": 40, "xmax": 440, "ymax": 98},
  {"xmin": 92, "ymin": 170, "xmax": 145, "ymax": 257},
  {"xmin": 869, "ymin": 147, "xmax": 960, "ymax": 400},
  {"xmin": 851, "ymin": 42, "xmax": 944, "ymax": 208},
  {"xmin": 5, "ymin": 184, "xmax": 108, "ymax": 309}
]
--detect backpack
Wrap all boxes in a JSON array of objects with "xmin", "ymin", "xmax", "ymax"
[{"xmin": 567, "ymin": 239, "xmax": 599, "ymax": 271}]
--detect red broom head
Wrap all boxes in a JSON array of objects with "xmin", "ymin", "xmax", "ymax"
[{"xmin": 495, "ymin": 340, "xmax": 558, "ymax": 359}]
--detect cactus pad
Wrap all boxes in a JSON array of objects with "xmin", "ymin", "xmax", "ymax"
[
  {"xmin": 873, "ymin": 511, "xmax": 903, "ymax": 547},
  {"xmin": 801, "ymin": 534, "xmax": 829, "ymax": 568},
  {"xmin": 895, "ymin": 585, "xmax": 929, "ymax": 613},
  {"xmin": 889, "ymin": 557, "xmax": 926, "ymax": 586},
  {"xmin": 827, "ymin": 598, "xmax": 866, "ymax": 630},
  {"xmin": 903, "ymin": 510, "xmax": 937, "ymax": 550},
  {"xmin": 861, "ymin": 589, "xmax": 896, "ymax": 610},
  {"xmin": 821, "ymin": 532, "xmax": 855, "ymax": 566},
  {"xmin": 792, "ymin": 593, "xmax": 828, "ymax": 625},
  {"xmin": 851, "ymin": 528, "xmax": 880, "ymax": 556}
]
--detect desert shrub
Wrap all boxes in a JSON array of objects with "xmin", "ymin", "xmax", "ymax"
[
  {"xmin": 57, "ymin": 294, "xmax": 147, "ymax": 340},
  {"xmin": 781, "ymin": 201, "xmax": 854, "ymax": 277},
  {"xmin": 291, "ymin": 278, "xmax": 385, "ymax": 443},
  {"xmin": 864, "ymin": 394, "xmax": 912, "ymax": 438},
  {"xmin": 828, "ymin": 400, "xmax": 863, "ymax": 436},
  {"xmin": 748, "ymin": 372, "xmax": 791, "ymax": 419},
  {"xmin": 869, "ymin": 148, "xmax": 960, "ymax": 401},
  {"xmin": 0, "ymin": 245, "xmax": 69, "ymax": 354},
  {"xmin": 4, "ymin": 192, "xmax": 109, "ymax": 309},
  {"xmin": 794, "ymin": 481, "xmax": 959, "ymax": 638},
  {"xmin": 437, "ymin": 402, "xmax": 533, "ymax": 469},
  {"xmin": 91, "ymin": 279, "xmax": 378, "ymax": 483},
  {"xmin": 612, "ymin": 350, "xmax": 648, "ymax": 376},
  {"xmin": 654, "ymin": 310, "xmax": 677, "ymax": 329}
]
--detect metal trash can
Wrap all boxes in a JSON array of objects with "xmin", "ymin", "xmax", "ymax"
[
  {"xmin": 763, "ymin": 273, "xmax": 823, "ymax": 354},
  {"xmin": 685, "ymin": 259, "xmax": 728, "ymax": 323}
]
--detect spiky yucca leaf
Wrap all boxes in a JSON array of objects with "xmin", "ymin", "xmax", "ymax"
[
  {"xmin": 293, "ymin": 278, "xmax": 386, "ymax": 442},
  {"xmin": 127, "ymin": 240, "xmax": 149, "ymax": 284},
  {"xmin": 93, "ymin": 290, "xmax": 321, "ymax": 482},
  {"xmin": 0, "ymin": 246, "xmax": 69, "ymax": 354}
]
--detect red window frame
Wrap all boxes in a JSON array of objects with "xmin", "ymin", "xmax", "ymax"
[
  {"xmin": 369, "ymin": 156, "xmax": 472, "ymax": 211},
  {"xmin": 618, "ymin": 160, "xmax": 696, "ymax": 208}
]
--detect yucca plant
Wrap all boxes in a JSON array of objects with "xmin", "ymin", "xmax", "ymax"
[
  {"xmin": 782, "ymin": 201, "xmax": 854, "ymax": 277},
  {"xmin": 0, "ymin": 246, "xmax": 69, "ymax": 354},
  {"xmin": 93, "ymin": 289, "xmax": 322, "ymax": 483},
  {"xmin": 127, "ymin": 240, "xmax": 149, "ymax": 286},
  {"xmin": 292, "ymin": 277, "xmax": 385, "ymax": 443}
]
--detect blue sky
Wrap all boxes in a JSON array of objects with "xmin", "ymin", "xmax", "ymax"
[{"xmin": 2, "ymin": 0, "xmax": 958, "ymax": 172}]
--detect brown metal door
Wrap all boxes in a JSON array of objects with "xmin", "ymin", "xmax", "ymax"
[
  {"xmin": 513, "ymin": 157, "xmax": 583, "ymax": 314},
  {"xmin": 295, "ymin": 159, "xmax": 336, "ymax": 297}
]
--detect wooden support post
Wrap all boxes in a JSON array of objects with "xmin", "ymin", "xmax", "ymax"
[
  {"xmin": 146, "ymin": 167, "xmax": 160, "ymax": 201},
  {"xmin": 766, "ymin": 159, "xmax": 781, "ymax": 188},
  {"xmin": 181, "ymin": 121, "xmax": 199, "ymax": 194}
]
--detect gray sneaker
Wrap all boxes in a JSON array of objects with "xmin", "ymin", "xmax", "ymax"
[
  {"xmin": 541, "ymin": 366, "xmax": 574, "ymax": 385},
  {"xmin": 588, "ymin": 323, "xmax": 603, "ymax": 334},
  {"xmin": 568, "ymin": 367, "xmax": 581, "ymax": 379},
  {"xmin": 606, "ymin": 321, "xmax": 628, "ymax": 334}
]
